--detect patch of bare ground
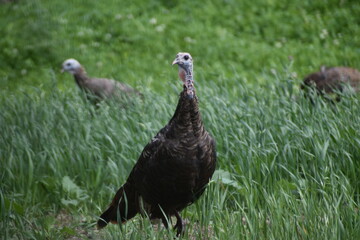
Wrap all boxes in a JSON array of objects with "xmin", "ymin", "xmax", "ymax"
[
  {"xmin": 53, "ymin": 212, "xmax": 214, "ymax": 239},
  {"xmin": 53, "ymin": 210, "xmax": 104, "ymax": 240},
  {"xmin": 187, "ymin": 221, "xmax": 214, "ymax": 240}
]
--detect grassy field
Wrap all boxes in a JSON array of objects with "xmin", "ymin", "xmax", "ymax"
[{"xmin": 1, "ymin": 0, "xmax": 360, "ymax": 239}]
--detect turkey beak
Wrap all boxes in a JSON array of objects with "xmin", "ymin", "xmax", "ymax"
[
  {"xmin": 172, "ymin": 58, "xmax": 180, "ymax": 65},
  {"xmin": 61, "ymin": 68, "xmax": 65, "ymax": 73}
]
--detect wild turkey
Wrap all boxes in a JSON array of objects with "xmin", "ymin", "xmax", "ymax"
[
  {"xmin": 61, "ymin": 58, "xmax": 140, "ymax": 104},
  {"xmin": 97, "ymin": 52, "xmax": 217, "ymax": 236},
  {"xmin": 301, "ymin": 66, "xmax": 360, "ymax": 102}
]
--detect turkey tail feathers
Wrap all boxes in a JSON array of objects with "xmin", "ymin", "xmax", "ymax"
[
  {"xmin": 97, "ymin": 205, "xmax": 116, "ymax": 229},
  {"xmin": 97, "ymin": 184, "xmax": 137, "ymax": 229}
]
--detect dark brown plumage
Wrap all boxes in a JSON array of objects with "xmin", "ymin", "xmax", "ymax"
[
  {"xmin": 62, "ymin": 58, "xmax": 140, "ymax": 104},
  {"xmin": 301, "ymin": 66, "xmax": 360, "ymax": 101},
  {"xmin": 97, "ymin": 52, "xmax": 216, "ymax": 236}
]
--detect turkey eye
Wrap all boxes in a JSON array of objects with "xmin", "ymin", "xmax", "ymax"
[
  {"xmin": 184, "ymin": 55, "xmax": 189, "ymax": 60},
  {"xmin": 66, "ymin": 63, "xmax": 71, "ymax": 66}
]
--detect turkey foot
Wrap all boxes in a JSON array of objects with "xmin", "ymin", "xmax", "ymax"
[{"xmin": 174, "ymin": 211, "xmax": 185, "ymax": 236}]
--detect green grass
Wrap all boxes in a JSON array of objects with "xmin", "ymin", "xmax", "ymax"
[{"xmin": 1, "ymin": 0, "xmax": 360, "ymax": 239}]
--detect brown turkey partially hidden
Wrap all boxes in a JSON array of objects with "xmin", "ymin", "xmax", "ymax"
[
  {"xmin": 61, "ymin": 58, "xmax": 140, "ymax": 104},
  {"xmin": 301, "ymin": 66, "xmax": 360, "ymax": 102},
  {"xmin": 97, "ymin": 52, "xmax": 217, "ymax": 236}
]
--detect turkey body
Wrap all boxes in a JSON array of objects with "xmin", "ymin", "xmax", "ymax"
[
  {"xmin": 61, "ymin": 59, "xmax": 140, "ymax": 104},
  {"xmin": 98, "ymin": 80, "xmax": 216, "ymax": 235},
  {"xmin": 73, "ymin": 68, "xmax": 139, "ymax": 102},
  {"xmin": 302, "ymin": 67, "xmax": 360, "ymax": 101}
]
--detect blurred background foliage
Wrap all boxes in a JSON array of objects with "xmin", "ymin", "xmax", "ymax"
[{"xmin": 1, "ymin": 0, "xmax": 360, "ymax": 94}]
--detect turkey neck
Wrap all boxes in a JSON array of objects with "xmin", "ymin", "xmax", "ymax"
[
  {"xmin": 184, "ymin": 65, "xmax": 194, "ymax": 99},
  {"xmin": 73, "ymin": 68, "xmax": 90, "ymax": 89},
  {"xmin": 168, "ymin": 86, "xmax": 205, "ymax": 139}
]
